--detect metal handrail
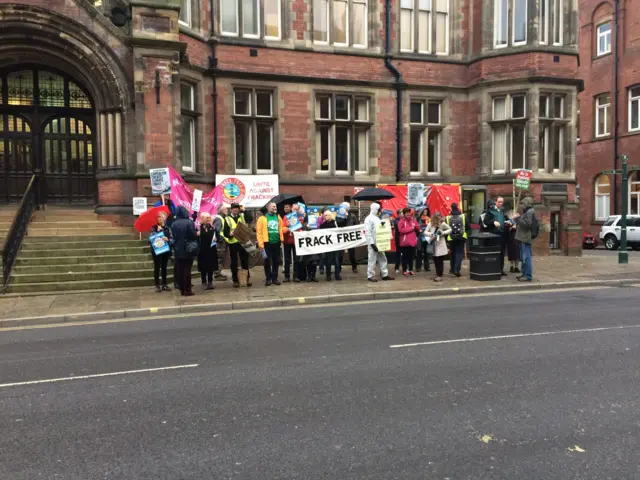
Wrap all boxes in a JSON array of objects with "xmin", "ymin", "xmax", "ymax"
[{"xmin": 2, "ymin": 175, "xmax": 38, "ymax": 293}]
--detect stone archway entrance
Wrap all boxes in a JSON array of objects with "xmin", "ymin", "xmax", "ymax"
[{"xmin": 0, "ymin": 67, "xmax": 96, "ymax": 203}]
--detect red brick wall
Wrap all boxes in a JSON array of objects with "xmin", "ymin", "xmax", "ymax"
[{"xmin": 577, "ymin": 0, "xmax": 640, "ymax": 235}]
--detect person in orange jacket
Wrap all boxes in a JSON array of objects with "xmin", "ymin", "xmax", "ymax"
[{"xmin": 256, "ymin": 201, "xmax": 284, "ymax": 286}]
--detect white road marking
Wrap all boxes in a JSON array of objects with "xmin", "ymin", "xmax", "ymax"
[
  {"xmin": 390, "ymin": 324, "xmax": 640, "ymax": 348},
  {"xmin": 0, "ymin": 364, "xmax": 199, "ymax": 389}
]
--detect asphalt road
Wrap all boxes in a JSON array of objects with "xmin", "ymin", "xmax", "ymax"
[{"xmin": 2, "ymin": 285, "xmax": 640, "ymax": 479}]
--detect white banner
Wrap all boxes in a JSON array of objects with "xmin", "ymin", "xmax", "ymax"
[
  {"xmin": 215, "ymin": 174, "xmax": 279, "ymax": 208},
  {"xmin": 294, "ymin": 224, "xmax": 368, "ymax": 255}
]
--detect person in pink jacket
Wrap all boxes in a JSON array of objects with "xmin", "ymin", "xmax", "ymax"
[{"xmin": 397, "ymin": 207, "xmax": 421, "ymax": 276}]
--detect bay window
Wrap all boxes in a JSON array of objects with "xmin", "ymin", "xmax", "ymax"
[
  {"xmin": 491, "ymin": 94, "xmax": 527, "ymax": 173},
  {"xmin": 539, "ymin": 0, "xmax": 563, "ymax": 45},
  {"xmin": 539, "ymin": 93, "xmax": 567, "ymax": 172},
  {"xmin": 180, "ymin": 83, "xmax": 198, "ymax": 171},
  {"xmin": 495, "ymin": 0, "xmax": 527, "ymax": 48}
]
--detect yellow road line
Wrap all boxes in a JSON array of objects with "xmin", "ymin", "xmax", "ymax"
[{"xmin": 0, "ymin": 286, "xmax": 610, "ymax": 332}]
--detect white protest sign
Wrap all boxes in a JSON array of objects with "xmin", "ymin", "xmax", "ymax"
[
  {"xmin": 293, "ymin": 224, "xmax": 368, "ymax": 256},
  {"xmin": 132, "ymin": 197, "xmax": 148, "ymax": 215},
  {"xmin": 149, "ymin": 168, "xmax": 171, "ymax": 195},
  {"xmin": 407, "ymin": 183, "xmax": 425, "ymax": 210},
  {"xmin": 216, "ymin": 174, "xmax": 279, "ymax": 208},
  {"xmin": 191, "ymin": 189, "xmax": 203, "ymax": 212}
]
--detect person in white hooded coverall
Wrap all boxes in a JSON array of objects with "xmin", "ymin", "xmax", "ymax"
[{"xmin": 364, "ymin": 203, "xmax": 394, "ymax": 282}]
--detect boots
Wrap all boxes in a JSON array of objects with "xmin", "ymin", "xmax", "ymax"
[{"xmin": 206, "ymin": 282, "xmax": 215, "ymax": 290}]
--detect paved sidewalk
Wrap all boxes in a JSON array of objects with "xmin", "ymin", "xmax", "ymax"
[{"xmin": 1, "ymin": 255, "xmax": 638, "ymax": 326}]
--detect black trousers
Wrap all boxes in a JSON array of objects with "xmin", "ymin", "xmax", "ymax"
[
  {"xmin": 200, "ymin": 271, "xmax": 213, "ymax": 284},
  {"xmin": 263, "ymin": 242, "xmax": 281, "ymax": 281},
  {"xmin": 415, "ymin": 242, "xmax": 431, "ymax": 271},
  {"xmin": 400, "ymin": 246, "xmax": 414, "ymax": 272},
  {"xmin": 175, "ymin": 258, "xmax": 194, "ymax": 294},
  {"xmin": 499, "ymin": 232, "xmax": 508, "ymax": 272},
  {"xmin": 153, "ymin": 253, "xmax": 170, "ymax": 286},
  {"xmin": 229, "ymin": 242, "xmax": 250, "ymax": 282},
  {"xmin": 348, "ymin": 248, "xmax": 357, "ymax": 269},
  {"xmin": 433, "ymin": 256, "xmax": 445, "ymax": 277},
  {"xmin": 283, "ymin": 243, "xmax": 298, "ymax": 279}
]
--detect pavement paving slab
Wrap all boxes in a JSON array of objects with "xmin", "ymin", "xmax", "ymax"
[{"xmin": 1, "ymin": 255, "xmax": 639, "ymax": 323}]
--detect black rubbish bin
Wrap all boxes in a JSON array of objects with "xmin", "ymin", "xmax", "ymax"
[{"xmin": 468, "ymin": 232, "xmax": 502, "ymax": 281}]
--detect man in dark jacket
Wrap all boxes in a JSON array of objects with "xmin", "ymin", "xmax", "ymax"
[
  {"xmin": 319, "ymin": 210, "xmax": 342, "ymax": 281},
  {"xmin": 483, "ymin": 196, "xmax": 511, "ymax": 276},
  {"xmin": 446, "ymin": 203, "xmax": 470, "ymax": 277},
  {"xmin": 171, "ymin": 206, "xmax": 197, "ymax": 296}
]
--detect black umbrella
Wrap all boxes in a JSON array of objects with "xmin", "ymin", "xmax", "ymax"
[
  {"xmin": 268, "ymin": 194, "xmax": 305, "ymax": 215},
  {"xmin": 352, "ymin": 187, "xmax": 395, "ymax": 202}
]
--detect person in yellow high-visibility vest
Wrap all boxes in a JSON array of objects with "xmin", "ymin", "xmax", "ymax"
[
  {"xmin": 212, "ymin": 204, "xmax": 229, "ymax": 282},
  {"xmin": 445, "ymin": 203, "xmax": 470, "ymax": 277},
  {"xmin": 222, "ymin": 202, "xmax": 253, "ymax": 287}
]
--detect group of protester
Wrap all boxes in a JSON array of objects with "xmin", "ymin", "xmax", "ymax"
[{"xmin": 148, "ymin": 193, "xmax": 537, "ymax": 296}]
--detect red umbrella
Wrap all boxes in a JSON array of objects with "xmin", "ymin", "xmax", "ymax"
[{"xmin": 134, "ymin": 205, "xmax": 170, "ymax": 233}]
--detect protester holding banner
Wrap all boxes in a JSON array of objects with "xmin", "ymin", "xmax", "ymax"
[
  {"xmin": 319, "ymin": 210, "xmax": 342, "ymax": 281},
  {"xmin": 281, "ymin": 204, "xmax": 299, "ymax": 282},
  {"xmin": 171, "ymin": 206, "xmax": 198, "ymax": 296},
  {"xmin": 222, "ymin": 203, "xmax": 253, "ymax": 287},
  {"xmin": 364, "ymin": 203, "xmax": 393, "ymax": 282},
  {"xmin": 149, "ymin": 212, "xmax": 173, "ymax": 293},
  {"xmin": 343, "ymin": 204, "xmax": 359, "ymax": 273},
  {"xmin": 425, "ymin": 212, "xmax": 452, "ymax": 282},
  {"xmin": 257, "ymin": 201, "xmax": 284, "ymax": 286},
  {"xmin": 197, "ymin": 213, "xmax": 218, "ymax": 290},
  {"xmin": 397, "ymin": 208, "xmax": 421, "ymax": 277}
]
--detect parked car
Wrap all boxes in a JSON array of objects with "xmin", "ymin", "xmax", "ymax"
[
  {"xmin": 599, "ymin": 215, "xmax": 640, "ymax": 250},
  {"xmin": 582, "ymin": 232, "xmax": 597, "ymax": 249}
]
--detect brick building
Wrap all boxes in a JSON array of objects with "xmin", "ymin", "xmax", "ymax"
[
  {"xmin": 0, "ymin": 0, "xmax": 582, "ymax": 255},
  {"xmin": 577, "ymin": 0, "xmax": 640, "ymax": 237}
]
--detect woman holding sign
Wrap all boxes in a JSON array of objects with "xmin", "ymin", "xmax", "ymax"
[{"xmin": 149, "ymin": 212, "xmax": 174, "ymax": 293}]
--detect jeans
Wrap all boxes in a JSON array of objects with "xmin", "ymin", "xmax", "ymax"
[
  {"xmin": 367, "ymin": 246, "xmax": 389, "ymax": 279},
  {"xmin": 449, "ymin": 240, "xmax": 465, "ymax": 274},
  {"xmin": 263, "ymin": 242, "xmax": 281, "ymax": 282},
  {"xmin": 229, "ymin": 242, "xmax": 250, "ymax": 283},
  {"xmin": 400, "ymin": 246, "xmax": 414, "ymax": 272},
  {"xmin": 324, "ymin": 251, "xmax": 341, "ymax": 277},
  {"xmin": 175, "ymin": 258, "xmax": 194, "ymax": 294},
  {"xmin": 283, "ymin": 243, "xmax": 297, "ymax": 279},
  {"xmin": 152, "ymin": 252, "xmax": 170, "ymax": 286},
  {"xmin": 520, "ymin": 242, "xmax": 533, "ymax": 280}
]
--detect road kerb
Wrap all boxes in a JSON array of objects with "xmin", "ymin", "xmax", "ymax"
[{"xmin": 1, "ymin": 278, "xmax": 637, "ymax": 329}]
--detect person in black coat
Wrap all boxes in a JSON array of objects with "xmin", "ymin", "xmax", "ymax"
[
  {"xmin": 171, "ymin": 206, "xmax": 198, "ymax": 296},
  {"xmin": 150, "ymin": 212, "xmax": 173, "ymax": 293},
  {"xmin": 197, "ymin": 212, "xmax": 219, "ymax": 290}
]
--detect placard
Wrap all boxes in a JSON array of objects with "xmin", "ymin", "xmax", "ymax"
[
  {"xmin": 132, "ymin": 197, "xmax": 148, "ymax": 215},
  {"xmin": 407, "ymin": 183, "xmax": 426, "ymax": 210},
  {"xmin": 150, "ymin": 168, "xmax": 171, "ymax": 195},
  {"xmin": 149, "ymin": 231, "xmax": 170, "ymax": 255},
  {"xmin": 215, "ymin": 174, "xmax": 279, "ymax": 208},
  {"xmin": 375, "ymin": 222, "xmax": 392, "ymax": 252},
  {"xmin": 515, "ymin": 169, "xmax": 533, "ymax": 190},
  {"xmin": 191, "ymin": 189, "xmax": 203, "ymax": 212}
]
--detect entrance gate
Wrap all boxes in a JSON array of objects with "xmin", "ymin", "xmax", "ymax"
[{"xmin": 0, "ymin": 67, "xmax": 96, "ymax": 203}]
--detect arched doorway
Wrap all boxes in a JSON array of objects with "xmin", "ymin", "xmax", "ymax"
[{"xmin": 0, "ymin": 67, "xmax": 96, "ymax": 203}]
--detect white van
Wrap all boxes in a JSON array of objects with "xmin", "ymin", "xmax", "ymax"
[{"xmin": 599, "ymin": 215, "xmax": 640, "ymax": 250}]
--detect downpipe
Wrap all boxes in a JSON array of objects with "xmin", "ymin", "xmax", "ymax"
[
  {"xmin": 210, "ymin": 0, "xmax": 219, "ymax": 176},
  {"xmin": 384, "ymin": 0, "xmax": 403, "ymax": 182}
]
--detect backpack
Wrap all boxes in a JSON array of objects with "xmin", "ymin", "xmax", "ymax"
[
  {"xmin": 449, "ymin": 214, "xmax": 464, "ymax": 240},
  {"xmin": 530, "ymin": 212, "xmax": 540, "ymax": 240}
]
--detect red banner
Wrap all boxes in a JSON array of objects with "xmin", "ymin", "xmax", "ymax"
[{"xmin": 377, "ymin": 184, "xmax": 461, "ymax": 217}]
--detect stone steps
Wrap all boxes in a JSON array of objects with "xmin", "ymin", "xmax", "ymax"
[{"xmin": 4, "ymin": 207, "xmax": 157, "ymax": 294}]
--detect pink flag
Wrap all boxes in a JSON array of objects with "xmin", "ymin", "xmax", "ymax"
[{"xmin": 167, "ymin": 167, "xmax": 223, "ymax": 222}]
